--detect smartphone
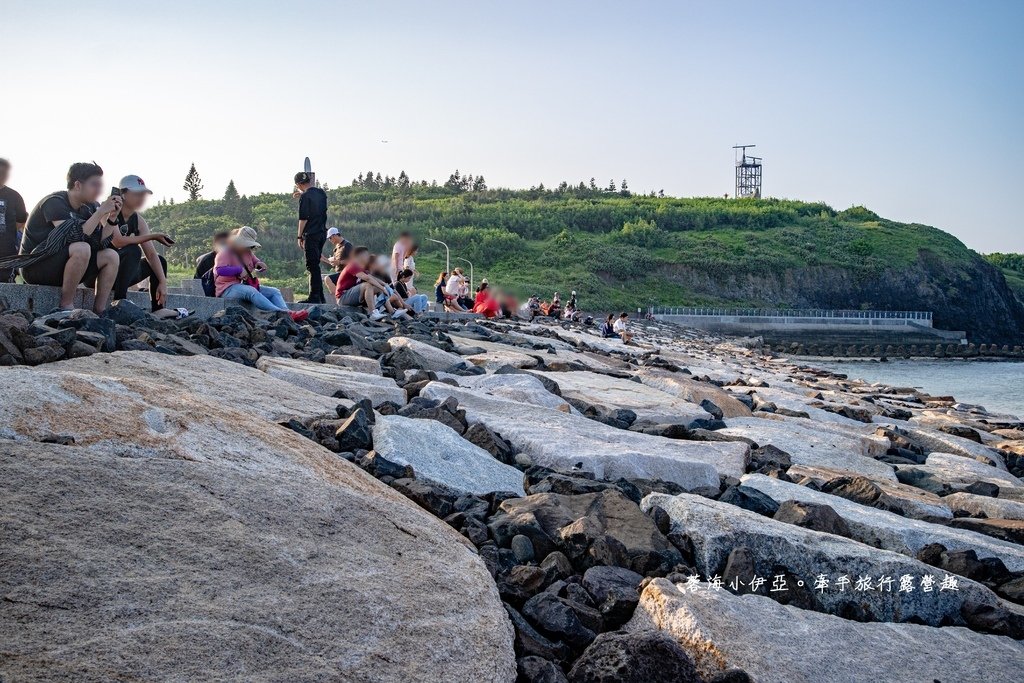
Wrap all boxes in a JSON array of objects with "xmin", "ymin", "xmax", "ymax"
[{"xmin": 110, "ymin": 187, "xmax": 122, "ymax": 198}]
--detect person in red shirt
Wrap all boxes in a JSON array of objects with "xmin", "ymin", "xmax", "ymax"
[
  {"xmin": 472, "ymin": 282, "xmax": 500, "ymax": 318},
  {"xmin": 335, "ymin": 246, "xmax": 391, "ymax": 318}
]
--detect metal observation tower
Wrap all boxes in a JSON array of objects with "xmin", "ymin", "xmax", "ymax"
[{"xmin": 732, "ymin": 144, "xmax": 762, "ymax": 198}]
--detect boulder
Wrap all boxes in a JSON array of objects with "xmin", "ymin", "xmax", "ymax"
[
  {"xmin": 0, "ymin": 353, "xmax": 515, "ymax": 682},
  {"xmin": 491, "ymin": 490, "xmax": 683, "ymax": 575},
  {"xmin": 819, "ymin": 473, "xmax": 952, "ymax": 522},
  {"xmin": 581, "ymin": 566, "xmax": 644, "ymax": 628},
  {"xmin": 256, "ymin": 356, "xmax": 406, "ymax": 407},
  {"xmin": 388, "ymin": 336, "xmax": 467, "ymax": 372},
  {"xmin": 455, "ymin": 373, "xmax": 572, "ymax": 411},
  {"xmin": 324, "ymin": 353, "xmax": 383, "ymax": 375},
  {"xmin": 372, "ymin": 414, "xmax": 525, "ymax": 496},
  {"xmin": 537, "ymin": 370, "xmax": 712, "ymax": 427},
  {"xmin": 741, "ymin": 474, "xmax": 1024, "ymax": 572},
  {"xmin": 628, "ymin": 578, "xmax": 1024, "ymax": 683},
  {"xmin": 899, "ymin": 425, "xmax": 1007, "ymax": 469},
  {"xmin": 944, "ymin": 492, "xmax": 1024, "ymax": 521},
  {"xmin": 773, "ymin": 500, "xmax": 851, "ymax": 537},
  {"xmin": 568, "ymin": 630, "xmax": 702, "ymax": 683},
  {"xmin": 948, "ymin": 518, "xmax": 1024, "ymax": 546},
  {"xmin": 637, "ymin": 369, "xmax": 753, "ymax": 418},
  {"xmin": 641, "ymin": 492, "xmax": 1014, "ymax": 628},
  {"xmin": 896, "ymin": 452, "xmax": 1024, "ymax": 495},
  {"xmin": 421, "ymin": 381, "xmax": 747, "ymax": 489},
  {"xmin": 718, "ymin": 416, "xmax": 895, "ymax": 481}
]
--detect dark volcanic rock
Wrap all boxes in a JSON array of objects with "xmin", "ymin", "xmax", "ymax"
[
  {"xmin": 517, "ymin": 656, "xmax": 569, "ymax": 683},
  {"xmin": 773, "ymin": 500, "xmax": 851, "ymax": 537},
  {"xmin": 948, "ymin": 518, "xmax": 1024, "ymax": 546},
  {"xmin": 490, "ymin": 490, "xmax": 683, "ymax": 575},
  {"xmin": 504, "ymin": 603, "xmax": 572, "ymax": 664},
  {"xmin": 719, "ymin": 485, "xmax": 779, "ymax": 517},
  {"xmin": 464, "ymin": 422, "xmax": 515, "ymax": 464},
  {"xmin": 522, "ymin": 592, "xmax": 599, "ymax": 650},
  {"xmin": 568, "ymin": 630, "xmax": 702, "ymax": 683},
  {"xmin": 335, "ymin": 407, "xmax": 373, "ymax": 452},
  {"xmin": 581, "ymin": 565, "xmax": 643, "ymax": 628}
]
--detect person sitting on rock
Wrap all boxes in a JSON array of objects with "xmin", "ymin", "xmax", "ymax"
[
  {"xmin": 518, "ymin": 294, "xmax": 540, "ymax": 320},
  {"xmin": 0, "ymin": 162, "xmax": 122, "ymax": 314},
  {"xmin": 402, "ymin": 243, "xmax": 420, "ymax": 289},
  {"xmin": 395, "ymin": 268, "xmax": 428, "ymax": 313},
  {"xmin": 437, "ymin": 271, "xmax": 466, "ymax": 312},
  {"xmin": 613, "ymin": 311, "xmax": 633, "ymax": 343},
  {"xmin": 321, "ymin": 227, "xmax": 352, "ymax": 304},
  {"xmin": 472, "ymin": 281, "xmax": 500, "ymax": 318},
  {"xmin": 103, "ymin": 175, "xmax": 175, "ymax": 314},
  {"xmin": 335, "ymin": 246, "xmax": 394, "ymax": 320},
  {"xmin": 214, "ymin": 226, "xmax": 308, "ymax": 322},
  {"xmin": 194, "ymin": 231, "xmax": 230, "ymax": 280},
  {"xmin": 368, "ymin": 256, "xmax": 412, "ymax": 319},
  {"xmin": 600, "ymin": 313, "xmax": 616, "ymax": 338}
]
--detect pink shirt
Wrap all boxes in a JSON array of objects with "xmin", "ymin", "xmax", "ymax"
[{"xmin": 213, "ymin": 249, "xmax": 265, "ymax": 297}]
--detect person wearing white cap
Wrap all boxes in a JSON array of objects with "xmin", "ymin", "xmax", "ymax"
[
  {"xmin": 102, "ymin": 175, "xmax": 175, "ymax": 312},
  {"xmin": 320, "ymin": 227, "xmax": 352, "ymax": 304}
]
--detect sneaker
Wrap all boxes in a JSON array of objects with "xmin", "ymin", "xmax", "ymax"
[
  {"xmin": 391, "ymin": 309, "xmax": 410, "ymax": 320},
  {"xmin": 289, "ymin": 310, "xmax": 310, "ymax": 323},
  {"xmin": 369, "ymin": 309, "xmax": 386, "ymax": 321}
]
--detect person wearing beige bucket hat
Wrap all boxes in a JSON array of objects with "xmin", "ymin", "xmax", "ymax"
[{"xmin": 212, "ymin": 226, "xmax": 308, "ymax": 322}]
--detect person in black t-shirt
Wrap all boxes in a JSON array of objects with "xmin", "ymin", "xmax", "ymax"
[
  {"xmin": 0, "ymin": 159, "xmax": 28, "ymax": 283},
  {"xmin": 294, "ymin": 171, "xmax": 328, "ymax": 303},
  {"xmin": 194, "ymin": 231, "xmax": 231, "ymax": 280},
  {"xmin": 104, "ymin": 175, "xmax": 175, "ymax": 312},
  {"xmin": 19, "ymin": 162, "xmax": 122, "ymax": 313}
]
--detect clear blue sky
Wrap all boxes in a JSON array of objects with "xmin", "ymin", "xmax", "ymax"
[{"xmin": 5, "ymin": 0, "xmax": 1022, "ymax": 252}]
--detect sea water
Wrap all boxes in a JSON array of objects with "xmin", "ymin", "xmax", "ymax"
[{"xmin": 809, "ymin": 359, "xmax": 1024, "ymax": 419}]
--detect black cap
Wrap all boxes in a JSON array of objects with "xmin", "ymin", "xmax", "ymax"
[{"xmin": 294, "ymin": 171, "xmax": 312, "ymax": 185}]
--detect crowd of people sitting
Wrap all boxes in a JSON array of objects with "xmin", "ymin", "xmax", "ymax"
[{"xmin": 0, "ymin": 160, "xmax": 637, "ymax": 343}]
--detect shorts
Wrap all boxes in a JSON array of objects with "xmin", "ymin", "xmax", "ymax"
[
  {"xmin": 22, "ymin": 244, "xmax": 102, "ymax": 287},
  {"xmin": 339, "ymin": 283, "xmax": 365, "ymax": 307},
  {"xmin": 327, "ymin": 272, "xmax": 341, "ymax": 285}
]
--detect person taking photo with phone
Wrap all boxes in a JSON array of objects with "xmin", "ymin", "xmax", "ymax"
[
  {"xmin": 102, "ymin": 175, "xmax": 174, "ymax": 313},
  {"xmin": 0, "ymin": 162, "xmax": 121, "ymax": 314}
]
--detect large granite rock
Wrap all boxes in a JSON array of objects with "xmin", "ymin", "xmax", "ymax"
[
  {"xmin": 742, "ymin": 386, "xmax": 872, "ymax": 426},
  {"xmin": 539, "ymin": 371, "xmax": 712, "ymax": 426},
  {"xmin": 629, "ymin": 578, "xmax": 1024, "ymax": 683},
  {"xmin": 897, "ymin": 425, "xmax": 1007, "ymax": 469},
  {"xmin": 636, "ymin": 369, "xmax": 752, "ymax": 418},
  {"xmin": 325, "ymin": 353, "xmax": 383, "ymax": 375},
  {"xmin": 388, "ymin": 336, "xmax": 467, "ymax": 372},
  {"xmin": 0, "ymin": 353, "xmax": 515, "ymax": 682},
  {"xmin": 740, "ymin": 474, "xmax": 1024, "ymax": 572},
  {"xmin": 448, "ymin": 335, "xmax": 542, "ymax": 370},
  {"xmin": 785, "ymin": 467, "xmax": 952, "ymax": 521},
  {"xmin": 944, "ymin": 492, "xmax": 1024, "ymax": 521},
  {"xmin": 372, "ymin": 414, "xmax": 525, "ymax": 495},
  {"xmin": 455, "ymin": 373, "xmax": 573, "ymax": 411},
  {"xmin": 718, "ymin": 416, "xmax": 896, "ymax": 481},
  {"xmin": 256, "ymin": 356, "xmax": 406, "ymax": 407},
  {"xmin": 640, "ymin": 492, "xmax": 1010, "ymax": 627},
  {"xmin": 896, "ymin": 452, "xmax": 1024, "ymax": 494},
  {"xmin": 421, "ymin": 381, "xmax": 748, "ymax": 488}
]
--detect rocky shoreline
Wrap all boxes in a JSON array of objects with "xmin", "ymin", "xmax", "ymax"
[{"xmin": 2, "ymin": 296, "xmax": 1024, "ymax": 682}]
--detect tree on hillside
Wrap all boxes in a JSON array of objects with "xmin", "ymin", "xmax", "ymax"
[
  {"xmin": 397, "ymin": 170, "xmax": 410, "ymax": 190},
  {"xmin": 606, "ymin": 179, "xmax": 617, "ymax": 193},
  {"xmin": 183, "ymin": 163, "xmax": 204, "ymax": 201},
  {"xmin": 589, "ymin": 177, "xmax": 598, "ymax": 191},
  {"xmin": 620, "ymin": 179, "xmax": 630, "ymax": 197},
  {"xmin": 223, "ymin": 180, "xmax": 239, "ymax": 201},
  {"xmin": 444, "ymin": 170, "xmax": 463, "ymax": 191}
]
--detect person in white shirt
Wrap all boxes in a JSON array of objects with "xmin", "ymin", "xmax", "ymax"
[
  {"xmin": 390, "ymin": 231, "xmax": 412, "ymax": 283},
  {"xmin": 402, "ymin": 243, "xmax": 419, "ymax": 291},
  {"xmin": 612, "ymin": 312, "xmax": 633, "ymax": 343}
]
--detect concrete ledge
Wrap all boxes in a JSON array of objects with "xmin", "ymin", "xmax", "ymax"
[{"xmin": 0, "ymin": 283, "xmax": 481, "ymax": 322}]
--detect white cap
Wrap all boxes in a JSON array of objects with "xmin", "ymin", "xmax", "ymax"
[
  {"xmin": 327, "ymin": 227, "xmax": 340, "ymax": 238},
  {"xmin": 118, "ymin": 175, "xmax": 153, "ymax": 194}
]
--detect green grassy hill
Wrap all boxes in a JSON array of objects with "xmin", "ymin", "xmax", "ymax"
[{"xmin": 145, "ymin": 176, "xmax": 1024, "ymax": 343}]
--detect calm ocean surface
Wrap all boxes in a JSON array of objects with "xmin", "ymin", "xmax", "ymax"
[{"xmin": 808, "ymin": 359, "xmax": 1024, "ymax": 419}]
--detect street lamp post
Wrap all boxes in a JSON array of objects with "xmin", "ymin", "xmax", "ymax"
[
  {"xmin": 427, "ymin": 238, "xmax": 450, "ymax": 275},
  {"xmin": 455, "ymin": 257, "xmax": 474, "ymax": 293}
]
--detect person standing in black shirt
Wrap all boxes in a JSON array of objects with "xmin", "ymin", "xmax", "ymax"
[
  {"xmin": 294, "ymin": 171, "xmax": 328, "ymax": 303},
  {"xmin": 0, "ymin": 159, "xmax": 29, "ymax": 283}
]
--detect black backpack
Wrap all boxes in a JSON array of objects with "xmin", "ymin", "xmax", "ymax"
[{"xmin": 200, "ymin": 268, "xmax": 217, "ymax": 297}]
